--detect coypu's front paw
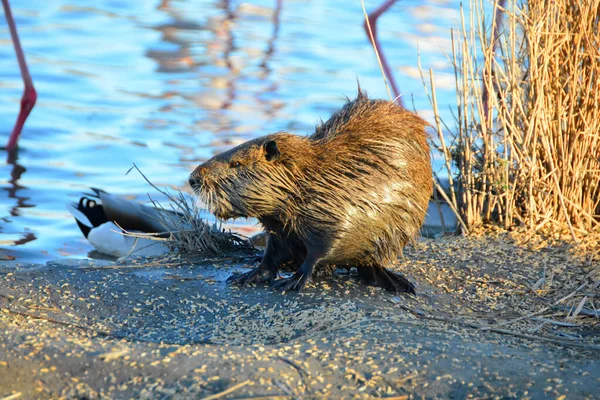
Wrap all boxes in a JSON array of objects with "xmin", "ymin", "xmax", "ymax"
[
  {"xmin": 270, "ymin": 273, "xmax": 309, "ymax": 292},
  {"xmin": 227, "ymin": 266, "xmax": 276, "ymax": 286}
]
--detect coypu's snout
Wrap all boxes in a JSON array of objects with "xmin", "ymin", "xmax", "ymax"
[
  {"xmin": 188, "ymin": 136, "xmax": 289, "ymax": 220},
  {"xmin": 188, "ymin": 175, "xmax": 197, "ymax": 189},
  {"xmin": 188, "ymin": 163, "xmax": 240, "ymax": 220},
  {"xmin": 188, "ymin": 167, "xmax": 204, "ymax": 192}
]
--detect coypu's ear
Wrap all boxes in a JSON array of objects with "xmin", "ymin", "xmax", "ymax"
[
  {"xmin": 263, "ymin": 140, "xmax": 280, "ymax": 162},
  {"xmin": 356, "ymin": 79, "xmax": 367, "ymax": 99}
]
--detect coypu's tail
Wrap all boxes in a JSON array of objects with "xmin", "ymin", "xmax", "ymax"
[{"xmin": 357, "ymin": 265, "xmax": 416, "ymax": 295}]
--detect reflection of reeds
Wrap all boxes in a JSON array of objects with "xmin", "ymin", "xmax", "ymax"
[
  {"xmin": 427, "ymin": 0, "xmax": 600, "ymax": 239},
  {"xmin": 128, "ymin": 165, "xmax": 255, "ymax": 256}
]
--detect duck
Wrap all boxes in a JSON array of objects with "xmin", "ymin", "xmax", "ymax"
[{"xmin": 67, "ymin": 188, "xmax": 179, "ymax": 258}]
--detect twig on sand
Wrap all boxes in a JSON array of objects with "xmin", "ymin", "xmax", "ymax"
[
  {"xmin": 233, "ymin": 396, "xmax": 292, "ymax": 400},
  {"xmin": 278, "ymin": 357, "xmax": 309, "ymax": 380},
  {"xmin": 3, "ymin": 307, "xmax": 179, "ymax": 344},
  {"xmin": 80, "ymin": 255, "xmax": 253, "ymax": 270},
  {"xmin": 1, "ymin": 393, "xmax": 22, "ymax": 400},
  {"xmin": 201, "ymin": 380, "xmax": 251, "ymax": 400},
  {"xmin": 553, "ymin": 305, "xmax": 599, "ymax": 318},
  {"xmin": 4, "ymin": 308, "xmax": 114, "ymax": 337},
  {"xmin": 295, "ymin": 304, "xmax": 600, "ymax": 352},
  {"xmin": 385, "ymin": 309, "xmax": 600, "ymax": 352},
  {"xmin": 81, "ymin": 263, "xmax": 163, "ymax": 270},
  {"xmin": 491, "ymin": 266, "xmax": 600, "ymax": 328},
  {"xmin": 296, "ymin": 316, "xmax": 428, "ymax": 343},
  {"xmin": 0, "ymin": 293, "xmax": 12, "ymax": 302},
  {"xmin": 278, "ymin": 356, "xmax": 310, "ymax": 394},
  {"xmin": 530, "ymin": 317, "xmax": 580, "ymax": 327}
]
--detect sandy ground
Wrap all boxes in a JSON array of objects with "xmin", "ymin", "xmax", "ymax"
[{"xmin": 0, "ymin": 234, "xmax": 599, "ymax": 399}]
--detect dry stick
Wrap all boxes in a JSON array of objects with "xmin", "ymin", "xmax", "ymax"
[
  {"xmin": 201, "ymin": 380, "xmax": 251, "ymax": 400},
  {"xmin": 297, "ymin": 317, "xmax": 426, "ymax": 342},
  {"xmin": 278, "ymin": 357, "xmax": 309, "ymax": 380},
  {"xmin": 553, "ymin": 305, "xmax": 599, "ymax": 319},
  {"xmin": 80, "ymin": 255, "xmax": 251, "ymax": 270},
  {"xmin": 426, "ymin": 69, "xmax": 468, "ymax": 232},
  {"xmin": 0, "ymin": 293, "xmax": 12, "ymax": 302},
  {"xmin": 377, "ymin": 312, "xmax": 600, "ymax": 352},
  {"xmin": 540, "ymin": 132, "xmax": 578, "ymax": 243},
  {"xmin": 293, "ymin": 298, "xmax": 600, "ymax": 351},
  {"xmin": 431, "ymin": 186, "xmax": 447, "ymax": 233},
  {"xmin": 5, "ymin": 308, "xmax": 115, "ymax": 338},
  {"xmin": 1, "ymin": 393, "xmax": 22, "ymax": 400},
  {"xmin": 490, "ymin": 266, "xmax": 600, "ymax": 328},
  {"xmin": 81, "ymin": 263, "xmax": 163, "ymax": 270},
  {"xmin": 4, "ymin": 307, "xmax": 202, "ymax": 345},
  {"xmin": 278, "ymin": 357, "xmax": 311, "ymax": 394},
  {"xmin": 128, "ymin": 164, "xmax": 253, "ymax": 255},
  {"xmin": 431, "ymin": 179, "xmax": 469, "ymax": 234},
  {"xmin": 474, "ymin": 0, "xmax": 492, "ymax": 222},
  {"xmin": 301, "ymin": 313, "xmax": 600, "ymax": 352}
]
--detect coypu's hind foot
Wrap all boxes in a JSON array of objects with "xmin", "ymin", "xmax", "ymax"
[
  {"xmin": 271, "ymin": 253, "xmax": 318, "ymax": 292},
  {"xmin": 227, "ymin": 266, "xmax": 277, "ymax": 286},
  {"xmin": 358, "ymin": 266, "xmax": 416, "ymax": 295}
]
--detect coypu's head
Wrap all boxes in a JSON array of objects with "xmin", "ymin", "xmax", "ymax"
[{"xmin": 189, "ymin": 133, "xmax": 306, "ymax": 220}]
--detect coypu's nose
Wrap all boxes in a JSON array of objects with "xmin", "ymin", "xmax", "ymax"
[
  {"xmin": 188, "ymin": 175, "xmax": 199, "ymax": 188},
  {"xmin": 188, "ymin": 167, "xmax": 206, "ymax": 188}
]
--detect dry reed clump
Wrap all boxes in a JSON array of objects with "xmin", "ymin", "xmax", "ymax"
[
  {"xmin": 127, "ymin": 165, "xmax": 255, "ymax": 257},
  {"xmin": 427, "ymin": 0, "xmax": 600, "ymax": 242}
]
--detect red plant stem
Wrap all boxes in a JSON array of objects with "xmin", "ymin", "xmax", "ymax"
[
  {"xmin": 2, "ymin": 0, "xmax": 37, "ymax": 153},
  {"xmin": 363, "ymin": 0, "xmax": 402, "ymax": 106}
]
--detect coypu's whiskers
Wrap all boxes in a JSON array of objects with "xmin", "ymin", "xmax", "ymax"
[{"xmin": 125, "ymin": 165, "xmax": 254, "ymax": 256}]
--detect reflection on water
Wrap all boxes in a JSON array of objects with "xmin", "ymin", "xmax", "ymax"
[
  {"xmin": 0, "ymin": 152, "xmax": 35, "ymax": 260},
  {"xmin": 0, "ymin": 0, "xmax": 469, "ymax": 263},
  {"xmin": 5, "ymin": 152, "xmax": 32, "ymax": 217}
]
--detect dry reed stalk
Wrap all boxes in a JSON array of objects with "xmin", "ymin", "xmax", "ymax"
[
  {"xmin": 126, "ymin": 165, "xmax": 255, "ymax": 256},
  {"xmin": 427, "ymin": 0, "xmax": 600, "ymax": 239}
]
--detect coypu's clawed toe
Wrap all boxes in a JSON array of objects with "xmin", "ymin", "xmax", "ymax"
[
  {"xmin": 271, "ymin": 273, "xmax": 310, "ymax": 292},
  {"xmin": 227, "ymin": 266, "xmax": 277, "ymax": 286}
]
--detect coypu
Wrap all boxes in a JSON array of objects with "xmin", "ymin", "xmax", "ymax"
[{"xmin": 189, "ymin": 89, "xmax": 432, "ymax": 294}]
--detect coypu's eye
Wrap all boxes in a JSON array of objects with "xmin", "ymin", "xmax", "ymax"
[{"xmin": 229, "ymin": 161, "xmax": 242, "ymax": 168}]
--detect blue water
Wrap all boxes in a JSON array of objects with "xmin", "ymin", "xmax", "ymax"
[{"xmin": 0, "ymin": 0, "xmax": 464, "ymax": 263}]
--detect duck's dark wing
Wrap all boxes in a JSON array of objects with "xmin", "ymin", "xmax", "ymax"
[
  {"xmin": 96, "ymin": 189, "xmax": 183, "ymax": 234},
  {"xmin": 68, "ymin": 188, "xmax": 185, "ymax": 239}
]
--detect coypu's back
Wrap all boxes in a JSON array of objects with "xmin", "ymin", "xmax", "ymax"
[
  {"xmin": 291, "ymin": 90, "xmax": 432, "ymax": 266},
  {"xmin": 311, "ymin": 89, "xmax": 428, "ymax": 144}
]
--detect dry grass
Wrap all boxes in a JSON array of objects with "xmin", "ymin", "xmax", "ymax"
[
  {"xmin": 127, "ymin": 165, "xmax": 255, "ymax": 256},
  {"xmin": 426, "ymin": 0, "xmax": 600, "ymax": 240}
]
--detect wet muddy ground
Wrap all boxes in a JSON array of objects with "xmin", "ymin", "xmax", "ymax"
[{"xmin": 1, "ymin": 234, "xmax": 599, "ymax": 399}]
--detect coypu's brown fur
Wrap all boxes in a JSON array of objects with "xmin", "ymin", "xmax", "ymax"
[{"xmin": 189, "ymin": 89, "xmax": 432, "ymax": 293}]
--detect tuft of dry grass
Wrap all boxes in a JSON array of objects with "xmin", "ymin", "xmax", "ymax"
[
  {"xmin": 127, "ymin": 165, "xmax": 255, "ymax": 257},
  {"xmin": 427, "ymin": 0, "xmax": 600, "ymax": 240}
]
